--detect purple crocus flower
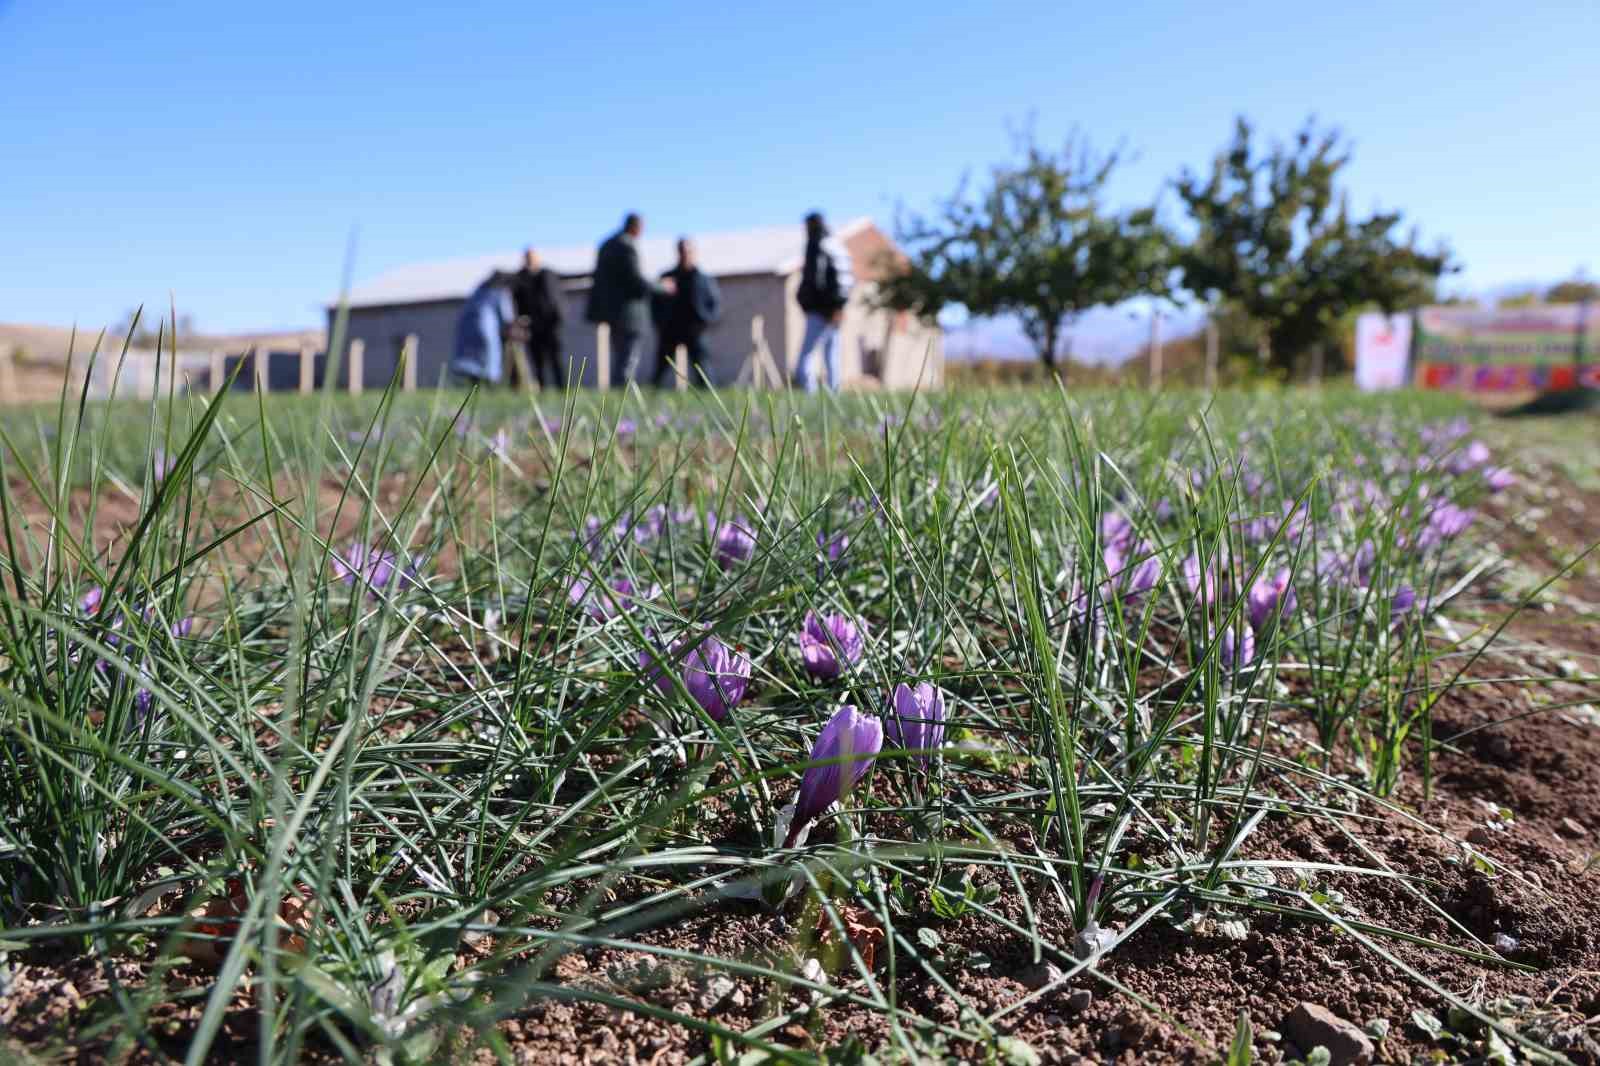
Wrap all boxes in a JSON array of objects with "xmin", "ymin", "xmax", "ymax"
[
  {"xmin": 332, "ymin": 543, "xmax": 416, "ymax": 596},
  {"xmin": 79, "ymin": 586, "xmax": 104, "ymax": 615},
  {"xmin": 1428, "ymin": 503, "xmax": 1476, "ymax": 540},
  {"xmin": 1100, "ymin": 511, "xmax": 1135, "ymax": 552},
  {"xmin": 816, "ymin": 530, "xmax": 850, "ymax": 577},
  {"xmin": 784, "ymin": 704, "xmax": 883, "ymax": 847},
  {"xmin": 1108, "ymin": 541, "xmax": 1160, "ymax": 601},
  {"xmin": 708, "ymin": 512, "xmax": 756, "ymax": 569},
  {"xmin": 170, "ymin": 617, "xmax": 194, "ymax": 639},
  {"xmin": 1389, "ymin": 585, "xmax": 1417, "ymax": 628},
  {"xmin": 1182, "ymin": 553, "xmax": 1222, "ymax": 601},
  {"xmin": 1450, "ymin": 440, "xmax": 1491, "ymax": 474},
  {"xmin": 1246, "ymin": 568, "xmax": 1296, "ymax": 633},
  {"xmin": 1218, "ymin": 624, "xmax": 1256, "ymax": 669},
  {"xmin": 640, "ymin": 634, "xmax": 751, "ymax": 722},
  {"xmin": 569, "ymin": 575, "xmax": 659, "ymax": 621},
  {"xmin": 798, "ymin": 610, "xmax": 865, "ymax": 680},
  {"xmin": 886, "ymin": 682, "xmax": 946, "ymax": 767},
  {"xmin": 1347, "ymin": 541, "xmax": 1377, "ymax": 588},
  {"xmin": 152, "ymin": 449, "xmax": 177, "ymax": 482},
  {"xmin": 1483, "ymin": 466, "xmax": 1515, "ymax": 493}
]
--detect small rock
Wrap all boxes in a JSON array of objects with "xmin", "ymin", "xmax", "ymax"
[
  {"xmin": 1494, "ymin": 933, "xmax": 1520, "ymax": 953},
  {"xmin": 1466, "ymin": 826, "xmax": 1495, "ymax": 847},
  {"xmin": 1485, "ymin": 734, "xmax": 1514, "ymax": 762},
  {"xmin": 1066, "ymin": 988, "xmax": 1093, "ymax": 1014},
  {"xmin": 1041, "ymin": 1013, "xmax": 1066, "ymax": 1028},
  {"xmin": 671, "ymin": 1001, "xmax": 692, "ymax": 1016},
  {"xmin": 1015, "ymin": 961, "xmax": 1066, "ymax": 991},
  {"xmin": 1281, "ymin": 1002, "xmax": 1374, "ymax": 1066},
  {"xmin": 728, "ymin": 988, "xmax": 748, "ymax": 1009},
  {"xmin": 1559, "ymin": 817, "xmax": 1588, "ymax": 839},
  {"xmin": 699, "ymin": 975, "xmax": 736, "ymax": 1010}
]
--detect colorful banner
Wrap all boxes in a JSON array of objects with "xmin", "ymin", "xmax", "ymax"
[
  {"xmin": 1354, "ymin": 312, "xmax": 1412, "ymax": 391},
  {"xmin": 1414, "ymin": 304, "xmax": 1597, "ymax": 393}
]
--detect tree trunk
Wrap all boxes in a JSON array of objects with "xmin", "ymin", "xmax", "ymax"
[{"xmin": 1040, "ymin": 323, "xmax": 1063, "ymax": 381}]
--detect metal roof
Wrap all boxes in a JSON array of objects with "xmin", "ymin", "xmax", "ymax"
[{"xmin": 337, "ymin": 218, "xmax": 873, "ymax": 309}]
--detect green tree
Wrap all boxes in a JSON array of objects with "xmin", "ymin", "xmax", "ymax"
[
  {"xmin": 1546, "ymin": 277, "xmax": 1599, "ymax": 304},
  {"xmin": 878, "ymin": 130, "xmax": 1173, "ymax": 376},
  {"xmin": 1174, "ymin": 118, "xmax": 1452, "ymax": 376},
  {"xmin": 113, "ymin": 308, "xmax": 195, "ymax": 349}
]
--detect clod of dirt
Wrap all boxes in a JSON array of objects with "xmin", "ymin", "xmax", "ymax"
[
  {"xmin": 1559, "ymin": 817, "xmax": 1589, "ymax": 839},
  {"xmin": 1281, "ymin": 1001, "xmax": 1374, "ymax": 1066}
]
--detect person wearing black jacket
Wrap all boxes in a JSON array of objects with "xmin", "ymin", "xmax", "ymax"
[
  {"xmin": 511, "ymin": 248, "xmax": 565, "ymax": 388},
  {"xmin": 653, "ymin": 238, "xmax": 722, "ymax": 388},
  {"xmin": 585, "ymin": 213, "xmax": 672, "ymax": 387},
  {"xmin": 791, "ymin": 212, "xmax": 854, "ymax": 392}
]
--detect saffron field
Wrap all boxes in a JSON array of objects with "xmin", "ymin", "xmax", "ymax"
[{"xmin": 1, "ymin": 382, "xmax": 1597, "ymax": 1065}]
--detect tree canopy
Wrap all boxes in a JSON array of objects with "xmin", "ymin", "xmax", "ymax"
[
  {"xmin": 1174, "ymin": 118, "xmax": 1453, "ymax": 374},
  {"xmin": 878, "ymin": 131, "xmax": 1172, "ymax": 373}
]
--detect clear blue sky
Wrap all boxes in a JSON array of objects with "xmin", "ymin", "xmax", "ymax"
[{"xmin": 4, "ymin": 1, "xmax": 1597, "ymax": 337}]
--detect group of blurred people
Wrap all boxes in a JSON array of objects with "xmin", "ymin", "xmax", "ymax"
[{"xmin": 450, "ymin": 212, "xmax": 853, "ymax": 392}]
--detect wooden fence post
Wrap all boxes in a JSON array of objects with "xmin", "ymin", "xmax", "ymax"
[
  {"xmin": 1205, "ymin": 318, "xmax": 1220, "ymax": 391},
  {"xmin": 402, "ymin": 334, "xmax": 418, "ymax": 392},
  {"xmin": 254, "ymin": 348, "xmax": 269, "ymax": 393},
  {"xmin": 595, "ymin": 323, "xmax": 610, "ymax": 390},
  {"xmin": 299, "ymin": 343, "xmax": 315, "ymax": 394},
  {"xmin": 348, "ymin": 339, "xmax": 364, "ymax": 396},
  {"xmin": 675, "ymin": 343, "xmax": 688, "ymax": 390},
  {"xmin": 209, "ymin": 351, "xmax": 225, "ymax": 395},
  {"xmin": 749, "ymin": 314, "xmax": 783, "ymax": 389}
]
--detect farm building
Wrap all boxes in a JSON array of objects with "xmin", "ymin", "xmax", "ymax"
[{"xmin": 329, "ymin": 219, "xmax": 944, "ymax": 391}]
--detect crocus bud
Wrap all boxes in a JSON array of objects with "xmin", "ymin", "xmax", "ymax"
[
  {"xmin": 1219, "ymin": 624, "xmax": 1256, "ymax": 669},
  {"xmin": 709, "ymin": 511, "xmax": 756, "ymax": 569},
  {"xmin": 816, "ymin": 531, "xmax": 850, "ymax": 577},
  {"xmin": 1246, "ymin": 568, "xmax": 1296, "ymax": 633},
  {"xmin": 786, "ymin": 705, "xmax": 883, "ymax": 847},
  {"xmin": 333, "ymin": 543, "xmax": 418, "ymax": 598},
  {"xmin": 1389, "ymin": 585, "xmax": 1417, "ymax": 628},
  {"xmin": 886, "ymin": 682, "xmax": 946, "ymax": 767},
  {"xmin": 798, "ymin": 610, "xmax": 865, "ymax": 680}
]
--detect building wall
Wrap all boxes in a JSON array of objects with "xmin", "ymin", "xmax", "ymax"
[
  {"xmin": 331, "ymin": 269, "xmax": 940, "ymax": 392},
  {"xmin": 332, "ymin": 301, "xmax": 461, "ymax": 389}
]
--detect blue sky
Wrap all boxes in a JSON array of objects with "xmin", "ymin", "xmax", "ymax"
[{"xmin": 3, "ymin": 1, "xmax": 1597, "ymax": 352}]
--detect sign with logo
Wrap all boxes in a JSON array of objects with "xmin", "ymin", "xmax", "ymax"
[
  {"xmin": 1354, "ymin": 312, "xmax": 1412, "ymax": 391},
  {"xmin": 1414, "ymin": 305, "xmax": 1597, "ymax": 393}
]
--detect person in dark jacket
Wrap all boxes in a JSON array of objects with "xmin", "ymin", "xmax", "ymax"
[
  {"xmin": 510, "ymin": 247, "xmax": 565, "ymax": 388},
  {"xmin": 450, "ymin": 271, "xmax": 516, "ymax": 386},
  {"xmin": 584, "ymin": 213, "xmax": 672, "ymax": 388},
  {"xmin": 791, "ymin": 212, "xmax": 854, "ymax": 393},
  {"xmin": 653, "ymin": 238, "xmax": 722, "ymax": 388}
]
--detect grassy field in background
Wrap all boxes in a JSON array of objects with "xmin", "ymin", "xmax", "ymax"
[{"xmin": 1, "ymin": 380, "xmax": 1597, "ymax": 1065}]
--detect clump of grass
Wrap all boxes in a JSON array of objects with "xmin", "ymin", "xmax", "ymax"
[{"xmin": 0, "ymin": 322, "xmax": 1573, "ymax": 1063}]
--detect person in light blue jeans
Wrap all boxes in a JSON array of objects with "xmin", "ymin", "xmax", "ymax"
[{"xmin": 791, "ymin": 212, "xmax": 853, "ymax": 393}]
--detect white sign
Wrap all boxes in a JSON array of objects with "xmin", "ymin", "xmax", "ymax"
[{"xmin": 1355, "ymin": 312, "xmax": 1412, "ymax": 391}]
